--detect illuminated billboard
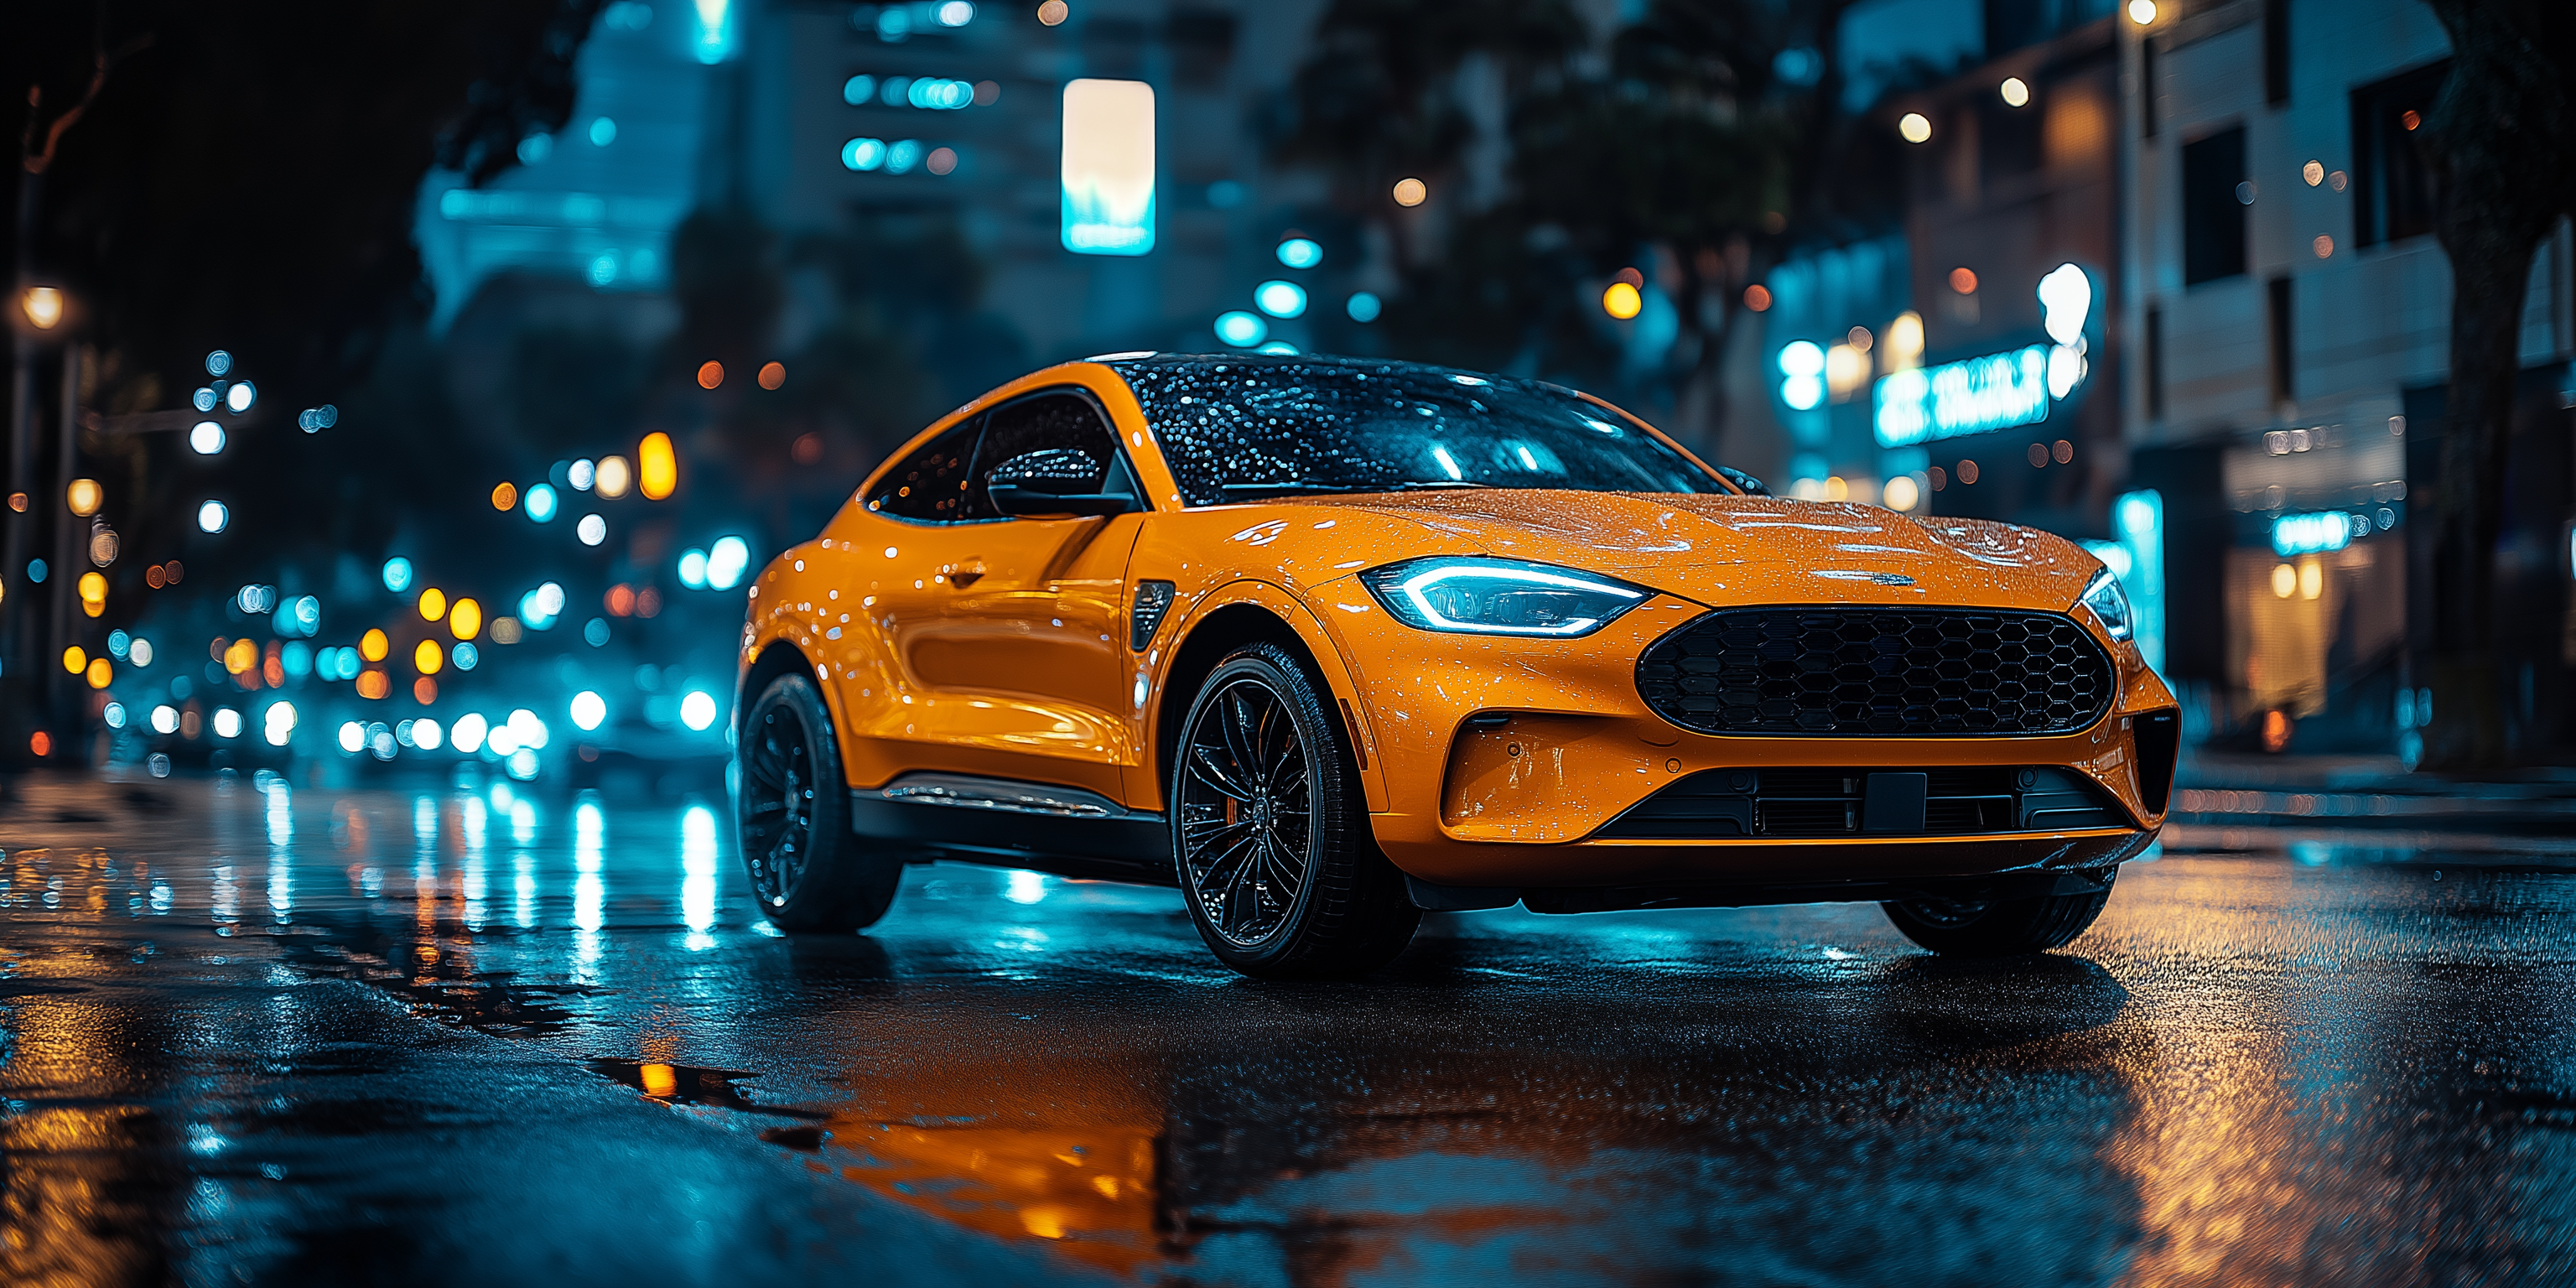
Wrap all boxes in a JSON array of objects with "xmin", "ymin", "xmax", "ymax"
[
  {"xmin": 1872, "ymin": 346, "xmax": 2052, "ymax": 447},
  {"xmin": 1062, "ymin": 79, "xmax": 1156, "ymax": 256}
]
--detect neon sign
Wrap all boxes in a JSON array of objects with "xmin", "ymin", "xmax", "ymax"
[
  {"xmin": 1872, "ymin": 345, "xmax": 2050, "ymax": 446},
  {"xmin": 1870, "ymin": 262, "xmax": 2095, "ymax": 448}
]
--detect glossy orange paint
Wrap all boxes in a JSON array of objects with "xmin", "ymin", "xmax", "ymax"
[{"xmin": 744, "ymin": 361, "xmax": 2175, "ymax": 891}]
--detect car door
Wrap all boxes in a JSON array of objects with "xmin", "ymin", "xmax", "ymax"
[
  {"xmin": 837, "ymin": 413, "xmax": 995, "ymax": 782},
  {"xmin": 890, "ymin": 387, "xmax": 1145, "ymax": 797}
]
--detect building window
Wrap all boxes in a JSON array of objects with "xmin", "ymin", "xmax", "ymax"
[
  {"xmin": 2183, "ymin": 126, "xmax": 2247, "ymax": 285},
  {"xmin": 2145, "ymin": 304, "xmax": 2165, "ymax": 419},
  {"xmin": 2262, "ymin": 0, "xmax": 2290, "ymax": 106},
  {"xmin": 2141, "ymin": 39, "xmax": 2158, "ymax": 139},
  {"xmin": 2267, "ymin": 276, "xmax": 2294, "ymax": 402},
  {"xmin": 2351, "ymin": 61, "xmax": 2449, "ymax": 248},
  {"xmin": 1167, "ymin": 9, "xmax": 1237, "ymax": 91},
  {"xmin": 1981, "ymin": 91, "xmax": 2044, "ymax": 187}
]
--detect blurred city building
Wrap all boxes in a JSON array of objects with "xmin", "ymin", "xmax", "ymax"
[{"xmin": 2122, "ymin": 0, "xmax": 2572, "ymax": 756}]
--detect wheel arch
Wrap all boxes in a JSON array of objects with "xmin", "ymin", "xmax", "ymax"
[
  {"xmin": 736, "ymin": 640, "xmax": 826, "ymax": 744},
  {"xmin": 1151, "ymin": 590, "xmax": 1386, "ymax": 813}
]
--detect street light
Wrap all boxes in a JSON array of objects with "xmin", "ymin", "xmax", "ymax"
[{"xmin": 21, "ymin": 287, "xmax": 64, "ymax": 330}]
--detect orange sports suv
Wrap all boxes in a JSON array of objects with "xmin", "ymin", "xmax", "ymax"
[{"xmin": 735, "ymin": 353, "xmax": 2178, "ymax": 977}]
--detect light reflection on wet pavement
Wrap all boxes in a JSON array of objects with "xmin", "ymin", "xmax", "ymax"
[{"xmin": 4, "ymin": 771, "xmax": 2575, "ymax": 1285}]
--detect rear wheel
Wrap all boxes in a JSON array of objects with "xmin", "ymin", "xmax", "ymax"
[
  {"xmin": 1173, "ymin": 643, "xmax": 1419, "ymax": 979},
  {"xmin": 1881, "ymin": 868, "xmax": 2116, "ymax": 957},
  {"xmin": 738, "ymin": 673, "xmax": 901, "ymax": 932}
]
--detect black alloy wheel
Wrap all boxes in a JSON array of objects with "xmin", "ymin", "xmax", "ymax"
[
  {"xmin": 1881, "ymin": 867, "xmax": 2117, "ymax": 957},
  {"xmin": 1172, "ymin": 642, "xmax": 1419, "ymax": 978},
  {"xmin": 737, "ymin": 673, "xmax": 901, "ymax": 932}
]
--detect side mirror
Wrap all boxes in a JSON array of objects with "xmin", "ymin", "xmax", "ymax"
[
  {"xmin": 986, "ymin": 448, "xmax": 1135, "ymax": 517},
  {"xmin": 1716, "ymin": 465, "xmax": 1773, "ymax": 497}
]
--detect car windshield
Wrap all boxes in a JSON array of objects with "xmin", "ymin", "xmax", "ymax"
[{"xmin": 1108, "ymin": 356, "xmax": 1734, "ymax": 506}]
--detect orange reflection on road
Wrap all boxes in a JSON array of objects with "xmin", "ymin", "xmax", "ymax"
[{"xmin": 828, "ymin": 1119, "xmax": 1161, "ymax": 1275}]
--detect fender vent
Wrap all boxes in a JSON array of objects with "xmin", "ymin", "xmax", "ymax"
[{"xmin": 1131, "ymin": 580, "xmax": 1176, "ymax": 652}]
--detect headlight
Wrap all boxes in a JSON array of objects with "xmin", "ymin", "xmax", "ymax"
[
  {"xmin": 2079, "ymin": 567, "xmax": 2134, "ymax": 641},
  {"xmin": 1359, "ymin": 558, "xmax": 1648, "ymax": 637}
]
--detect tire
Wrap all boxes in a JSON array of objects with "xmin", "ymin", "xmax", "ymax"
[
  {"xmin": 1171, "ymin": 642, "xmax": 1420, "ymax": 979},
  {"xmin": 737, "ymin": 673, "xmax": 901, "ymax": 932},
  {"xmin": 1881, "ymin": 867, "xmax": 2116, "ymax": 957}
]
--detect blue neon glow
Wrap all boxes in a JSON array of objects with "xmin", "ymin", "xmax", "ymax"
[
  {"xmin": 2272, "ymin": 511, "xmax": 2357, "ymax": 557},
  {"xmin": 842, "ymin": 138, "xmax": 886, "ymax": 171},
  {"xmin": 381, "ymin": 558, "xmax": 413, "ymax": 592},
  {"xmin": 1214, "ymin": 311, "xmax": 1267, "ymax": 347},
  {"xmin": 1276, "ymin": 237, "xmax": 1323, "ymax": 269},
  {"xmin": 1777, "ymin": 340, "xmax": 1826, "ymax": 412},
  {"xmin": 1872, "ymin": 345, "xmax": 2051, "ymax": 447},
  {"xmin": 525, "ymin": 483, "xmax": 559, "ymax": 523},
  {"xmin": 1254, "ymin": 280, "xmax": 1307, "ymax": 318},
  {"xmin": 693, "ymin": 0, "xmax": 733, "ymax": 63},
  {"xmin": 2082, "ymin": 493, "xmax": 2168, "ymax": 674}
]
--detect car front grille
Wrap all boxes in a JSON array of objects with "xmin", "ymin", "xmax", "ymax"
[
  {"xmin": 1634, "ymin": 607, "xmax": 2115, "ymax": 737},
  {"xmin": 1595, "ymin": 766, "xmax": 2127, "ymax": 839}
]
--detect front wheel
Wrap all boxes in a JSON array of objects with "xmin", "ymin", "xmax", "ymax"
[
  {"xmin": 738, "ymin": 673, "xmax": 901, "ymax": 932},
  {"xmin": 1172, "ymin": 643, "xmax": 1419, "ymax": 979},
  {"xmin": 1881, "ymin": 868, "xmax": 2116, "ymax": 957}
]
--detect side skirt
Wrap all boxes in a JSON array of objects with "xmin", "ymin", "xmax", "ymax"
[{"xmin": 849, "ymin": 773, "xmax": 1175, "ymax": 886}]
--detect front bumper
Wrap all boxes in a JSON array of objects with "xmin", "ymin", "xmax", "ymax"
[{"xmin": 1306, "ymin": 587, "xmax": 2177, "ymax": 891}]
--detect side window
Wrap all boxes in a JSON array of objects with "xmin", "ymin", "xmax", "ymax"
[
  {"xmin": 865, "ymin": 416, "xmax": 983, "ymax": 522},
  {"xmin": 965, "ymin": 390, "xmax": 1135, "ymax": 517}
]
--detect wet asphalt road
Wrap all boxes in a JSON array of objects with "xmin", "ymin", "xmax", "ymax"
[{"xmin": 3, "ymin": 770, "xmax": 2573, "ymax": 1286}]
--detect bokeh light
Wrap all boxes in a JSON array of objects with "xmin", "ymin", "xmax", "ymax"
[
  {"xmin": 382, "ymin": 557, "xmax": 413, "ymax": 591},
  {"xmin": 525, "ymin": 483, "xmax": 559, "ymax": 522},
  {"xmin": 1602, "ymin": 281, "xmax": 1643, "ymax": 319},
  {"xmin": 1346, "ymin": 291, "xmax": 1381, "ymax": 323},
  {"xmin": 361, "ymin": 628, "xmax": 389, "ymax": 662},
  {"xmin": 1391, "ymin": 177, "xmax": 1426, "ymax": 206},
  {"xmin": 450, "ymin": 597, "xmax": 482, "ymax": 640},
  {"xmin": 1214, "ymin": 310, "xmax": 1267, "ymax": 347},
  {"xmin": 706, "ymin": 536, "xmax": 751, "ymax": 590},
  {"xmin": 595, "ymin": 456, "xmax": 632, "ymax": 498},
  {"xmin": 639, "ymin": 433, "xmax": 678, "ymax": 500},
  {"xmin": 577, "ymin": 513, "xmax": 607, "ymax": 545},
  {"xmin": 190, "ymin": 421, "xmax": 225, "ymax": 454},
  {"xmin": 67, "ymin": 479, "xmax": 101, "ymax": 517},
  {"xmin": 680, "ymin": 690, "xmax": 719, "ymax": 731},
  {"xmin": 570, "ymin": 690, "xmax": 606, "ymax": 731},
  {"xmin": 1254, "ymin": 280, "xmax": 1307, "ymax": 318},
  {"xmin": 1276, "ymin": 237, "xmax": 1322, "ymax": 269},
  {"xmin": 418, "ymin": 587, "xmax": 448, "ymax": 621}
]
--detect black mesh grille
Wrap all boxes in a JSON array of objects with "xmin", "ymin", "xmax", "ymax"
[{"xmin": 1635, "ymin": 608, "xmax": 2115, "ymax": 737}]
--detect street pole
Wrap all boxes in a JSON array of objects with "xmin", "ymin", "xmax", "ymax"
[{"xmin": 51, "ymin": 343, "xmax": 77, "ymax": 746}]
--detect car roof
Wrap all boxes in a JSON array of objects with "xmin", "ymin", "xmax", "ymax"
[{"xmin": 1094, "ymin": 351, "xmax": 1521, "ymax": 387}]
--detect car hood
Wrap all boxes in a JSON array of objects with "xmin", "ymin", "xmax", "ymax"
[{"xmin": 1308, "ymin": 490, "xmax": 2101, "ymax": 611}]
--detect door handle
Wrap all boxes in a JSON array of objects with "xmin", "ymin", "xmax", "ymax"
[{"xmin": 948, "ymin": 561, "xmax": 985, "ymax": 589}]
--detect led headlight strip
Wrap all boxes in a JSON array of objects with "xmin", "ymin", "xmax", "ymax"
[{"xmin": 1362, "ymin": 558, "xmax": 1648, "ymax": 637}]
